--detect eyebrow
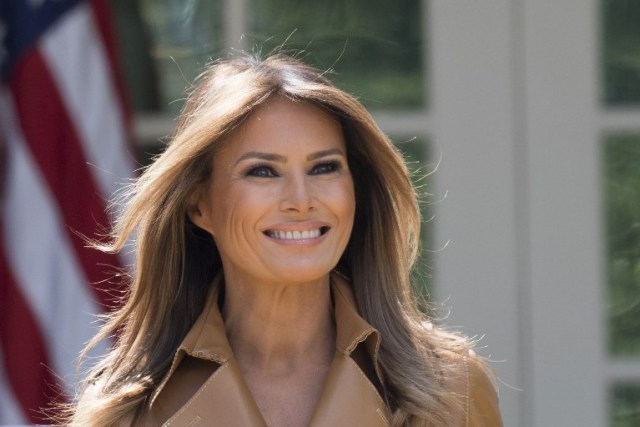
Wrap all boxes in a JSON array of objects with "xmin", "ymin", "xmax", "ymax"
[
  {"xmin": 307, "ymin": 148, "xmax": 345, "ymax": 161},
  {"xmin": 235, "ymin": 152, "xmax": 286, "ymax": 165},
  {"xmin": 235, "ymin": 148, "xmax": 345, "ymax": 165}
]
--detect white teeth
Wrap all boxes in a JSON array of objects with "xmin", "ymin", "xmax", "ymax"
[{"xmin": 268, "ymin": 228, "xmax": 323, "ymax": 240}]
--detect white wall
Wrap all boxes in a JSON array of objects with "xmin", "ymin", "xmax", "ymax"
[{"xmin": 431, "ymin": 1, "xmax": 608, "ymax": 425}]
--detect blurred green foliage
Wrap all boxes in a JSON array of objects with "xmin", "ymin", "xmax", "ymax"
[
  {"xmin": 605, "ymin": 135, "xmax": 640, "ymax": 356},
  {"xmin": 602, "ymin": 0, "xmax": 640, "ymax": 105},
  {"xmin": 602, "ymin": 2, "xmax": 640, "ymax": 425},
  {"xmin": 113, "ymin": 0, "xmax": 223, "ymax": 114},
  {"xmin": 248, "ymin": 0, "xmax": 424, "ymax": 108},
  {"xmin": 610, "ymin": 384, "xmax": 640, "ymax": 427}
]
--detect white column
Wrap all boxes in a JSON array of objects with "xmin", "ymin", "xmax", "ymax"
[
  {"xmin": 430, "ymin": 1, "xmax": 523, "ymax": 425},
  {"xmin": 521, "ymin": 0, "xmax": 605, "ymax": 425}
]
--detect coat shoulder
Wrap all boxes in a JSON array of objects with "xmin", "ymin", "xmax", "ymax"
[{"xmin": 439, "ymin": 349, "xmax": 504, "ymax": 427}]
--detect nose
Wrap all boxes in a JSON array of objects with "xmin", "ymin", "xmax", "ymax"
[{"xmin": 279, "ymin": 172, "xmax": 315, "ymax": 213}]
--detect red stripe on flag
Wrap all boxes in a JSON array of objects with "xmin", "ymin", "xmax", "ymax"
[
  {"xmin": 0, "ymin": 237, "xmax": 65, "ymax": 424},
  {"xmin": 8, "ymin": 51, "xmax": 125, "ymax": 311}
]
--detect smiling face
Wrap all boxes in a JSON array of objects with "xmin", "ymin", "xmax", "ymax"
[{"xmin": 190, "ymin": 96, "xmax": 356, "ymax": 287}]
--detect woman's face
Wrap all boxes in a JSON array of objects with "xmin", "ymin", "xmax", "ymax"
[{"xmin": 191, "ymin": 96, "xmax": 355, "ymax": 286}]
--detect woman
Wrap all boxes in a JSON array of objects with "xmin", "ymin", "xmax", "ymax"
[{"xmin": 69, "ymin": 53, "xmax": 502, "ymax": 426}]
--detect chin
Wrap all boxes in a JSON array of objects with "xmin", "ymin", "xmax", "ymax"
[{"xmin": 270, "ymin": 263, "xmax": 336, "ymax": 285}]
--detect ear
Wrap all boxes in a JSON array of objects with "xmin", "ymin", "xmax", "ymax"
[{"xmin": 186, "ymin": 187, "xmax": 214, "ymax": 236}]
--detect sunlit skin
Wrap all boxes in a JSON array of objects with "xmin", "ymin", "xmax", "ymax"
[{"xmin": 189, "ymin": 96, "xmax": 356, "ymax": 427}]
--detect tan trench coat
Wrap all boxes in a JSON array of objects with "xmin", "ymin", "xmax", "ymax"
[{"xmin": 138, "ymin": 274, "xmax": 503, "ymax": 426}]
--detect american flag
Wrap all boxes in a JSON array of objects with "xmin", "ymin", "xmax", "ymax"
[{"xmin": 0, "ymin": 0, "xmax": 135, "ymax": 423}]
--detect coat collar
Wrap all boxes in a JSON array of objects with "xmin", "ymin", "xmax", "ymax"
[{"xmin": 148, "ymin": 272, "xmax": 389, "ymax": 425}]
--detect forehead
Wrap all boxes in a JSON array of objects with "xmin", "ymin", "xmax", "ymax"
[{"xmin": 219, "ymin": 96, "xmax": 345, "ymax": 156}]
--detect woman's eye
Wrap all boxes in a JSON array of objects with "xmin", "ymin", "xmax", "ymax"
[
  {"xmin": 311, "ymin": 161, "xmax": 341, "ymax": 175},
  {"xmin": 246, "ymin": 165, "xmax": 278, "ymax": 177}
]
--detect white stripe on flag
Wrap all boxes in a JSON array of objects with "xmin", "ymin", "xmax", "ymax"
[
  {"xmin": 0, "ymin": 91, "xmax": 108, "ymax": 392},
  {"xmin": 41, "ymin": 2, "xmax": 135, "ymax": 205}
]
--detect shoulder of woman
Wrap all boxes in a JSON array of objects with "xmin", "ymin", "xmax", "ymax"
[{"xmin": 439, "ymin": 349, "xmax": 504, "ymax": 427}]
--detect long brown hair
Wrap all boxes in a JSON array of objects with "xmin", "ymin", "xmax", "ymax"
[{"xmin": 69, "ymin": 53, "xmax": 470, "ymax": 426}]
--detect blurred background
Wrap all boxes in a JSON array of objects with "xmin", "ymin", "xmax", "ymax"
[{"xmin": 1, "ymin": 0, "xmax": 640, "ymax": 425}]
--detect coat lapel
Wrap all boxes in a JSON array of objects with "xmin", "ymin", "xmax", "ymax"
[
  {"xmin": 160, "ymin": 361, "xmax": 266, "ymax": 427},
  {"xmin": 309, "ymin": 353, "xmax": 390, "ymax": 426}
]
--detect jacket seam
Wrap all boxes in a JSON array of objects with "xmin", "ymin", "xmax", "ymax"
[{"xmin": 344, "ymin": 328, "xmax": 375, "ymax": 354}]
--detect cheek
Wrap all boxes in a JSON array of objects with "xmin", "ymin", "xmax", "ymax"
[
  {"xmin": 342, "ymin": 176, "xmax": 356, "ymax": 212},
  {"xmin": 327, "ymin": 179, "xmax": 356, "ymax": 224},
  {"xmin": 207, "ymin": 184, "xmax": 266, "ymax": 236}
]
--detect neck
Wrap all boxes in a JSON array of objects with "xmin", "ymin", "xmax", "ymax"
[{"xmin": 222, "ymin": 272, "xmax": 336, "ymax": 376}]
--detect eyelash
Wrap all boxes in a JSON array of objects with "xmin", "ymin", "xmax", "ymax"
[
  {"xmin": 244, "ymin": 160, "xmax": 342, "ymax": 178},
  {"xmin": 311, "ymin": 161, "xmax": 341, "ymax": 175},
  {"xmin": 245, "ymin": 164, "xmax": 278, "ymax": 177}
]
